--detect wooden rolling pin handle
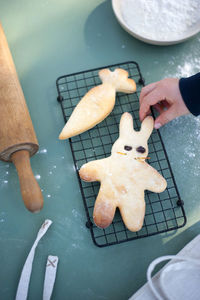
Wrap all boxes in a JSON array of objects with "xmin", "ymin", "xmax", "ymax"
[{"xmin": 11, "ymin": 150, "xmax": 43, "ymax": 212}]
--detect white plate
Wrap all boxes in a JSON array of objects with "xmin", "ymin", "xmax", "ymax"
[{"xmin": 112, "ymin": 0, "xmax": 200, "ymax": 45}]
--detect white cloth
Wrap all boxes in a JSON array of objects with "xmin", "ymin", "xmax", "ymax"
[
  {"xmin": 129, "ymin": 234, "xmax": 200, "ymax": 300},
  {"xmin": 16, "ymin": 220, "xmax": 52, "ymax": 300},
  {"xmin": 43, "ymin": 255, "xmax": 59, "ymax": 300}
]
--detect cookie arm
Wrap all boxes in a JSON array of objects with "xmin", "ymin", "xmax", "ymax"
[
  {"xmin": 79, "ymin": 160, "xmax": 104, "ymax": 182},
  {"xmin": 144, "ymin": 164, "xmax": 167, "ymax": 193}
]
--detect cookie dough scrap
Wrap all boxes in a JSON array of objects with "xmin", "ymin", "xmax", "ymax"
[
  {"xmin": 79, "ymin": 112, "xmax": 167, "ymax": 232},
  {"xmin": 59, "ymin": 68, "xmax": 136, "ymax": 140}
]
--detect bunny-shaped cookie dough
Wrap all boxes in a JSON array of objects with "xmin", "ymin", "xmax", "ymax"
[{"xmin": 79, "ymin": 112, "xmax": 167, "ymax": 232}]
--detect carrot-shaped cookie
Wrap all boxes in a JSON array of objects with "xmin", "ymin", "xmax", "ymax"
[
  {"xmin": 59, "ymin": 68, "xmax": 136, "ymax": 139},
  {"xmin": 79, "ymin": 113, "xmax": 167, "ymax": 232}
]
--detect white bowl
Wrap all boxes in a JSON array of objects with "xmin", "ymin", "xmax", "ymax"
[{"xmin": 112, "ymin": 0, "xmax": 200, "ymax": 46}]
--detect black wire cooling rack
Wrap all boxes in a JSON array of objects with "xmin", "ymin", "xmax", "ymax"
[{"xmin": 56, "ymin": 61, "xmax": 186, "ymax": 247}]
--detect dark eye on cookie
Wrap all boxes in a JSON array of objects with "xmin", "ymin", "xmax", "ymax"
[
  {"xmin": 136, "ymin": 146, "xmax": 146, "ymax": 153},
  {"xmin": 124, "ymin": 145, "xmax": 132, "ymax": 151}
]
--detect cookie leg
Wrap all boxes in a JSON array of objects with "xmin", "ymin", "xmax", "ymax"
[
  {"xmin": 93, "ymin": 189, "xmax": 116, "ymax": 229},
  {"xmin": 119, "ymin": 199, "xmax": 145, "ymax": 232}
]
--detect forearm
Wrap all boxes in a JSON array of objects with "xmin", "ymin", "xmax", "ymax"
[{"xmin": 179, "ymin": 72, "xmax": 200, "ymax": 116}]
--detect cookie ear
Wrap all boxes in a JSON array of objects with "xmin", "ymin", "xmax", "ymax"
[
  {"xmin": 140, "ymin": 116, "xmax": 154, "ymax": 140},
  {"xmin": 119, "ymin": 112, "xmax": 134, "ymax": 137}
]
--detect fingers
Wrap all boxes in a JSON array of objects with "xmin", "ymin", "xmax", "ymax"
[
  {"xmin": 139, "ymin": 78, "xmax": 189, "ymax": 128},
  {"xmin": 139, "ymin": 88, "xmax": 165, "ymax": 121},
  {"xmin": 162, "ymin": 100, "xmax": 170, "ymax": 109},
  {"xmin": 154, "ymin": 100, "xmax": 170, "ymax": 114},
  {"xmin": 139, "ymin": 82, "xmax": 157, "ymax": 105},
  {"xmin": 154, "ymin": 106, "xmax": 177, "ymax": 129},
  {"xmin": 153, "ymin": 103, "xmax": 163, "ymax": 114}
]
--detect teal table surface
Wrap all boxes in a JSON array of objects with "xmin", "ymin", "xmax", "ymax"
[{"xmin": 1, "ymin": 1, "xmax": 200, "ymax": 299}]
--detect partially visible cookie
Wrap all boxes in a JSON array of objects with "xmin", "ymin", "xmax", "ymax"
[
  {"xmin": 79, "ymin": 112, "xmax": 167, "ymax": 232},
  {"xmin": 59, "ymin": 68, "xmax": 136, "ymax": 140}
]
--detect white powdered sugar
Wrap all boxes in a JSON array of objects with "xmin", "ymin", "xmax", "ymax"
[{"xmin": 121, "ymin": 0, "xmax": 200, "ymax": 41}]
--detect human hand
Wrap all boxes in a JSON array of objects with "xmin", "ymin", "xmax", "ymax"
[{"xmin": 139, "ymin": 78, "xmax": 190, "ymax": 129}]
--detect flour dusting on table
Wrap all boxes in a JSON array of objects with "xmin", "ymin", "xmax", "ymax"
[
  {"xmin": 121, "ymin": 0, "xmax": 200, "ymax": 41},
  {"xmin": 163, "ymin": 115, "xmax": 200, "ymax": 178}
]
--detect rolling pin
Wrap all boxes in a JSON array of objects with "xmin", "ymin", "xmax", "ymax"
[{"xmin": 0, "ymin": 23, "xmax": 43, "ymax": 212}]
